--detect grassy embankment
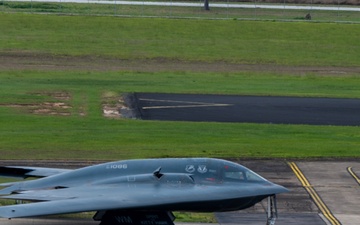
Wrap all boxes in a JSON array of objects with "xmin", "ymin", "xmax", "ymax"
[{"xmin": 0, "ymin": 13, "xmax": 359, "ymax": 160}]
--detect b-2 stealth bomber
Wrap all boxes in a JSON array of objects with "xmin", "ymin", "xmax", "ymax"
[{"xmin": 0, "ymin": 158, "xmax": 288, "ymax": 225}]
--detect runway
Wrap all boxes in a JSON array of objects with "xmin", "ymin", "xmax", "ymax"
[{"xmin": 135, "ymin": 93, "xmax": 360, "ymax": 126}]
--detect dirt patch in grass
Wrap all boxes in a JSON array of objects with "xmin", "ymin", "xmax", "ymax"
[
  {"xmin": 102, "ymin": 92, "xmax": 138, "ymax": 119},
  {"xmin": 1, "ymin": 51, "xmax": 360, "ymax": 75},
  {"xmin": 30, "ymin": 91, "xmax": 72, "ymax": 116},
  {"xmin": 0, "ymin": 86, "xmax": 135, "ymax": 118},
  {"xmin": 102, "ymin": 91, "xmax": 124, "ymax": 118},
  {"xmin": 0, "ymin": 91, "xmax": 72, "ymax": 116},
  {"xmin": 1, "ymin": 102, "xmax": 72, "ymax": 116}
]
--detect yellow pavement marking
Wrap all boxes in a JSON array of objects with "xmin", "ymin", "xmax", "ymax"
[
  {"xmin": 288, "ymin": 162, "xmax": 341, "ymax": 225},
  {"xmin": 347, "ymin": 167, "xmax": 360, "ymax": 186}
]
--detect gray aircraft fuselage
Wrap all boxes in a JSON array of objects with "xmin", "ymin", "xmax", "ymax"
[{"xmin": 0, "ymin": 158, "xmax": 288, "ymax": 221}]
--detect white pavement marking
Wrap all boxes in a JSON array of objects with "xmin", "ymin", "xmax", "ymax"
[
  {"xmin": 139, "ymin": 98, "xmax": 232, "ymax": 110},
  {"xmin": 6, "ymin": 0, "xmax": 360, "ymax": 12}
]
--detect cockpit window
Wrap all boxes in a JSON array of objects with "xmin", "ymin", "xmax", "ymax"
[
  {"xmin": 223, "ymin": 164, "xmax": 265, "ymax": 182},
  {"xmin": 224, "ymin": 171, "xmax": 245, "ymax": 180},
  {"xmin": 246, "ymin": 170, "xmax": 266, "ymax": 182}
]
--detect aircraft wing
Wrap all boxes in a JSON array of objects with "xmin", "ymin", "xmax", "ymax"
[
  {"xmin": 0, "ymin": 185, "xmax": 196, "ymax": 218},
  {"xmin": 0, "ymin": 166, "xmax": 72, "ymax": 179},
  {"xmin": 0, "ymin": 183, "xmax": 274, "ymax": 218}
]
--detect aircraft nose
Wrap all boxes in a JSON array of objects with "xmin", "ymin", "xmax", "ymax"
[{"xmin": 268, "ymin": 183, "xmax": 289, "ymax": 194}]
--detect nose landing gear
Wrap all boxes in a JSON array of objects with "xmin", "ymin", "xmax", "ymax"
[{"xmin": 266, "ymin": 195, "xmax": 278, "ymax": 225}]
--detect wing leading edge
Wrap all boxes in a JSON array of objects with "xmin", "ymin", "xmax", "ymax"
[
  {"xmin": 0, "ymin": 166, "xmax": 71, "ymax": 179},
  {"xmin": 0, "ymin": 181, "xmax": 287, "ymax": 219}
]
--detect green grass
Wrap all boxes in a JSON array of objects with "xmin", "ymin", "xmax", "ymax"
[
  {"xmin": 1, "ymin": 71, "xmax": 360, "ymax": 99},
  {"xmin": 0, "ymin": 71, "xmax": 359, "ymax": 160},
  {"xmin": 1, "ymin": 114, "xmax": 360, "ymax": 159},
  {"xmin": 1, "ymin": 13, "xmax": 360, "ymax": 66},
  {"xmin": 0, "ymin": 14, "xmax": 359, "ymax": 159}
]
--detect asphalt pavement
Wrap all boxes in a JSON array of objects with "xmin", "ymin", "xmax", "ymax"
[{"xmin": 134, "ymin": 93, "xmax": 360, "ymax": 126}]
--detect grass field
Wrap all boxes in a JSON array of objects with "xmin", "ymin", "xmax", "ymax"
[
  {"xmin": 1, "ymin": 1, "xmax": 360, "ymax": 22},
  {"xmin": 1, "ymin": 13, "xmax": 360, "ymax": 66},
  {"xmin": 0, "ymin": 13, "xmax": 360, "ymax": 161}
]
